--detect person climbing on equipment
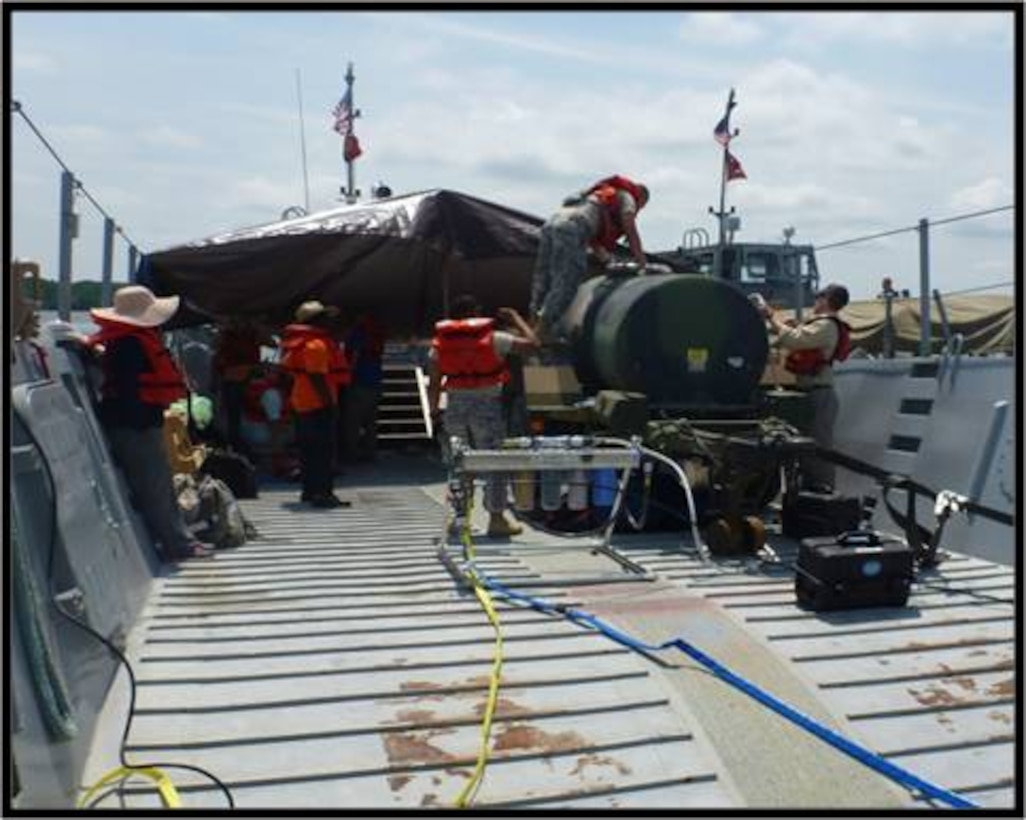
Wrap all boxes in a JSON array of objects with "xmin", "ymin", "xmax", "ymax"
[{"xmin": 530, "ymin": 175, "xmax": 649, "ymax": 342}]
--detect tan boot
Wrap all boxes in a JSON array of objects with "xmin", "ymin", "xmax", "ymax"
[{"xmin": 487, "ymin": 513, "xmax": 523, "ymax": 537}]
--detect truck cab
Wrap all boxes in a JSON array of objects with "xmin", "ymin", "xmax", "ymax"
[{"xmin": 659, "ymin": 240, "xmax": 821, "ymax": 311}]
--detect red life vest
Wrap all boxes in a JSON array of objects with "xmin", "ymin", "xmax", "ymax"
[
  {"xmin": 432, "ymin": 318, "xmax": 509, "ymax": 390},
  {"xmin": 585, "ymin": 175, "xmax": 647, "ymax": 252},
  {"xmin": 280, "ymin": 324, "xmax": 352, "ymax": 391},
  {"xmin": 242, "ymin": 370, "xmax": 292, "ymax": 423},
  {"xmin": 88, "ymin": 320, "xmax": 188, "ymax": 407},
  {"xmin": 213, "ymin": 326, "xmax": 263, "ymax": 381},
  {"xmin": 784, "ymin": 316, "xmax": 852, "ymax": 376}
]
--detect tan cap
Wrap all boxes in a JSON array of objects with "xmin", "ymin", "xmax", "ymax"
[{"xmin": 294, "ymin": 300, "xmax": 339, "ymax": 323}]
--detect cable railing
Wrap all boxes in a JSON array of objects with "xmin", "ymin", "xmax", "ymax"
[
  {"xmin": 11, "ymin": 99, "xmax": 143, "ymax": 319},
  {"xmin": 815, "ymin": 205, "xmax": 1014, "ymax": 252}
]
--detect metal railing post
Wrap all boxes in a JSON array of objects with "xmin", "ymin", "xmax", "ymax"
[
  {"xmin": 127, "ymin": 245, "xmax": 139, "ymax": 282},
  {"xmin": 101, "ymin": 217, "xmax": 115, "ymax": 306},
  {"xmin": 58, "ymin": 170, "xmax": 76, "ymax": 321},
  {"xmin": 918, "ymin": 218, "xmax": 931, "ymax": 355}
]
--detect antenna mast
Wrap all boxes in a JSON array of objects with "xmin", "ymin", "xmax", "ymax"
[{"xmin": 709, "ymin": 87, "xmax": 739, "ymax": 277}]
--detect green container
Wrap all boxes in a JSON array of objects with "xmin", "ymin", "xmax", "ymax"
[{"xmin": 567, "ymin": 274, "xmax": 769, "ymax": 406}]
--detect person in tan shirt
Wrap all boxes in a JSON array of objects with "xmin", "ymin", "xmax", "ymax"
[{"xmin": 760, "ymin": 283, "xmax": 850, "ymax": 492}]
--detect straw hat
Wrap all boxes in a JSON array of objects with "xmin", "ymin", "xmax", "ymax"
[
  {"xmin": 91, "ymin": 285, "xmax": 180, "ymax": 327},
  {"xmin": 294, "ymin": 300, "xmax": 339, "ymax": 323}
]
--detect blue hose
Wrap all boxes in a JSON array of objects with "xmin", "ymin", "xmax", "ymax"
[{"xmin": 478, "ymin": 572, "xmax": 977, "ymax": 810}]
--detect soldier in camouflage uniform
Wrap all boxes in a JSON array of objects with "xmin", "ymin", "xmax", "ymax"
[
  {"xmin": 531, "ymin": 176, "xmax": 649, "ymax": 342},
  {"xmin": 428, "ymin": 295, "xmax": 539, "ymax": 537}
]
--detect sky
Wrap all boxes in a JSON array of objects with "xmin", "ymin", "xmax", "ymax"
[{"xmin": 7, "ymin": 6, "xmax": 1019, "ymax": 302}]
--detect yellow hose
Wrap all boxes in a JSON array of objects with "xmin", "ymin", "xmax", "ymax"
[{"xmin": 450, "ymin": 500, "xmax": 505, "ymax": 809}]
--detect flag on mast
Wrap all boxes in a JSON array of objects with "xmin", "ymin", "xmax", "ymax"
[
  {"xmin": 725, "ymin": 150, "xmax": 747, "ymax": 181},
  {"xmin": 332, "ymin": 87, "xmax": 354, "ymax": 135},
  {"xmin": 344, "ymin": 133, "xmax": 362, "ymax": 162},
  {"xmin": 333, "ymin": 85, "xmax": 363, "ymax": 161},
  {"xmin": 713, "ymin": 113, "xmax": 732, "ymax": 146}
]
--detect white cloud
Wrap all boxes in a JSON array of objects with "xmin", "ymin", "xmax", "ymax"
[
  {"xmin": 778, "ymin": 11, "xmax": 1013, "ymax": 49},
  {"xmin": 54, "ymin": 124, "xmax": 109, "ymax": 144},
  {"xmin": 12, "ymin": 50, "xmax": 58, "ymax": 73},
  {"xmin": 139, "ymin": 126, "xmax": 203, "ymax": 150},
  {"xmin": 678, "ymin": 12, "xmax": 764, "ymax": 46},
  {"xmin": 948, "ymin": 178, "xmax": 1014, "ymax": 212},
  {"xmin": 396, "ymin": 13, "xmax": 601, "ymax": 63}
]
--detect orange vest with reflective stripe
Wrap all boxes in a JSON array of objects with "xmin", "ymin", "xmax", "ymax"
[
  {"xmin": 89, "ymin": 321, "xmax": 187, "ymax": 407},
  {"xmin": 433, "ymin": 318, "xmax": 509, "ymax": 390}
]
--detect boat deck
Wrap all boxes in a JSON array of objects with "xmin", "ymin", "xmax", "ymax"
[{"xmin": 80, "ymin": 455, "xmax": 1016, "ymax": 810}]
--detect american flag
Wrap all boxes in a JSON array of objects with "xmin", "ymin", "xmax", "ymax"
[
  {"xmin": 713, "ymin": 113, "xmax": 732, "ymax": 146},
  {"xmin": 332, "ymin": 88, "xmax": 354, "ymax": 136}
]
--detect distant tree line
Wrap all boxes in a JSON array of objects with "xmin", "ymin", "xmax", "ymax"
[{"xmin": 27, "ymin": 278, "xmax": 108, "ymax": 310}]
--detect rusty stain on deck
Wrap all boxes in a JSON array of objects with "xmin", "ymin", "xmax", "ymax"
[{"xmin": 492, "ymin": 724, "xmax": 586, "ymax": 753}]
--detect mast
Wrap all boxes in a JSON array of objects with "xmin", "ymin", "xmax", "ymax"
[
  {"xmin": 295, "ymin": 68, "xmax": 310, "ymax": 213},
  {"xmin": 343, "ymin": 62, "xmax": 359, "ymax": 204},
  {"xmin": 709, "ymin": 88, "xmax": 739, "ymax": 279}
]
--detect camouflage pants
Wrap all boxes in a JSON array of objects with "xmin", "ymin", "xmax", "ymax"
[
  {"xmin": 530, "ymin": 206, "xmax": 594, "ymax": 331},
  {"xmin": 443, "ymin": 390, "xmax": 508, "ymax": 514}
]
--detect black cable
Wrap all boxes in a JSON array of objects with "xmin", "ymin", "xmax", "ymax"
[
  {"xmin": 815, "ymin": 205, "xmax": 1014, "ymax": 252},
  {"xmin": 11, "ymin": 99, "xmax": 139, "ymax": 249},
  {"xmin": 601, "ymin": 484, "xmax": 1012, "ymax": 601},
  {"xmin": 12, "ymin": 407, "xmax": 236, "ymax": 809}
]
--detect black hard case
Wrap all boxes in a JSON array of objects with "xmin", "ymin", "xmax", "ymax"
[{"xmin": 795, "ymin": 531, "xmax": 913, "ymax": 611}]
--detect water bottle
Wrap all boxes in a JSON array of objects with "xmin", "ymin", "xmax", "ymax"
[
  {"xmin": 540, "ymin": 469, "xmax": 564, "ymax": 511},
  {"xmin": 512, "ymin": 470, "xmax": 536, "ymax": 511},
  {"xmin": 566, "ymin": 468, "xmax": 588, "ymax": 511},
  {"xmin": 592, "ymin": 468, "xmax": 617, "ymax": 511}
]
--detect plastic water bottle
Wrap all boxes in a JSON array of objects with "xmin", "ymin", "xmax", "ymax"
[
  {"xmin": 540, "ymin": 470, "xmax": 564, "ymax": 511},
  {"xmin": 592, "ymin": 468, "xmax": 617, "ymax": 510},
  {"xmin": 512, "ymin": 470, "xmax": 535, "ymax": 511},
  {"xmin": 566, "ymin": 469, "xmax": 588, "ymax": 511}
]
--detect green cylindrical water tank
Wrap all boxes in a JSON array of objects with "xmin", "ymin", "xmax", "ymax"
[{"xmin": 566, "ymin": 273, "xmax": 769, "ymax": 406}]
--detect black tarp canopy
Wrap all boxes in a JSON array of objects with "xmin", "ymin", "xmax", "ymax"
[{"xmin": 138, "ymin": 189, "xmax": 545, "ymax": 336}]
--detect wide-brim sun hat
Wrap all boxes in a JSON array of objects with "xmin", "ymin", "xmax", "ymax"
[
  {"xmin": 90, "ymin": 285, "xmax": 180, "ymax": 327},
  {"xmin": 294, "ymin": 300, "xmax": 339, "ymax": 323}
]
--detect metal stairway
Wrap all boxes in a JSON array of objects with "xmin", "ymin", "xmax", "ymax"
[{"xmin": 377, "ymin": 359, "xmax": 432, "ymax": 447}]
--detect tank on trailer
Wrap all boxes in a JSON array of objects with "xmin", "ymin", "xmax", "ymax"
[{"xmin": 564, "ymin": 272, "xmax": 769, "ymax": 409}]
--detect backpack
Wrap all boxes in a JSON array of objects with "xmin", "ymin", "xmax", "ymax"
[
  {"xmin": 175, "ymin": 473, "xmax": 258, "ymax": 549},
  {"xmin": 201, "ymin": 448, "xmax": 258, "ymax": 499}
]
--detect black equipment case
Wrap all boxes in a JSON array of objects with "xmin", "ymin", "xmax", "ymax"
[
  {"xmin": 782, "ymin": 489, "xmax": 863, "ymax": 538},
  {"xmin": 795, "ymin": 530, "xmax": 913, "ymax": 611}
]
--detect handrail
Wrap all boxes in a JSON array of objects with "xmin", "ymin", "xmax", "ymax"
[{"xmin": 414, "ymin": 364, "xmax": 435, "ymax": 438}]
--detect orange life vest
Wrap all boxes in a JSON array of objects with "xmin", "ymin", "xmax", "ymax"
[
  {"xmin": 585, "ymin": 175, "xmax": 647, "ymax": 252},
  {"xmin": 784, "ymin": 316, "xmax": 852, "ymax": 376},
  {"xmin": 88, "ymin": 320, "xmax": 188, "ymax": 407},
  {"xmin": 280, "ymin": 324, "xmax": 352, "ymax": 392},
  {"xmin": 432, "ymin": 318, "xmax": 509, "ymax": 390}
]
